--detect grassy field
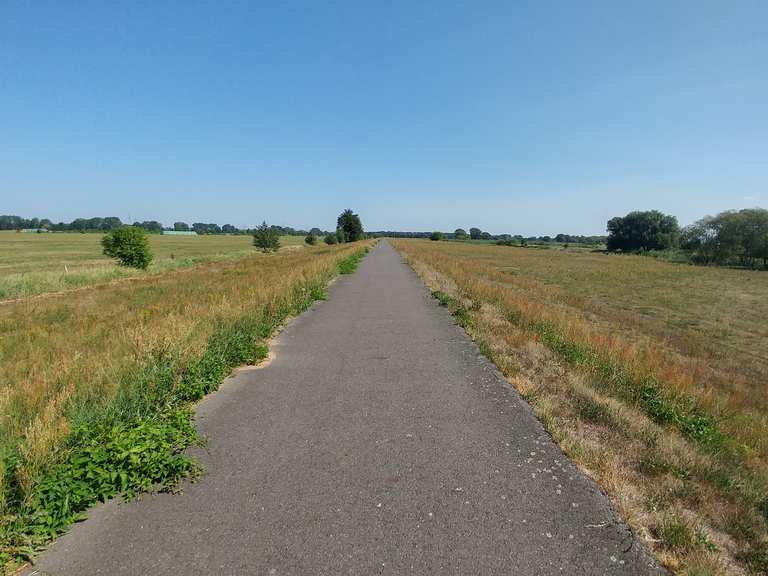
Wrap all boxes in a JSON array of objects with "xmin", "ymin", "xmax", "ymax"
[
  {"xmin": 0, "ymin": 231, "xmax": 308, "ymax": 300},
  {"xmin": 0, "ymin": 240, "xmax": 372, "ymax": 571},
  {"xmin": 393, "ymin": 239, "xmax": 767, "ymax": 575}
]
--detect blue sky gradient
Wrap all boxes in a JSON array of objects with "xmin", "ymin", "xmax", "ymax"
[{"xmin": 2, "ymin": 0, "xmax": 766, "ymax": 234}]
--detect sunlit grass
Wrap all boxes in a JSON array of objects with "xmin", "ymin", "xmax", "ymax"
[
  {"xmin": 393, "ymin": 239, "xmax": 767, "ymax": 575},
  {"xmin": 0, "ymin": 231, "xmax": 308, "ymax": 300},
  {"xmin": 0, "ymin": 243, "xmax": 369, "ymax": 517}
]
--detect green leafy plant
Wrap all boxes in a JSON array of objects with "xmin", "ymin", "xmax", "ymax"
[
  {"xmin": 252, "ymin": 222, "xmax": 280, "ymax": 252},
  {"xmin": 101, "ymin": 226, "xmax": 153, "ymax": 269}
]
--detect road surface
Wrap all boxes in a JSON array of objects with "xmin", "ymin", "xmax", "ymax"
[{"xmin": 27, "ymin": 241, "xmax": 663, "ymax": 575}]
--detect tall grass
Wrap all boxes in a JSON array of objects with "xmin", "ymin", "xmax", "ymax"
[
  {"xmin": 0, "ymin": 243, "xmax": 372, "ymax": 570},
  {"xmin": 394, "ymin": 239, "xmax": 767, "ymax": 575}
]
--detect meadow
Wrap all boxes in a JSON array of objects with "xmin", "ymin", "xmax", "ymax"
[
  {"xmin": 0, "ymin": 231, "xmax": 307, "ymax": 300},
  {"xmin": 0, "ymin": 240, "xmax": 372, "ymax": 571},
  {"xmin": 393, "ymin": 239, "xmax": 767, "ymax": 575}
]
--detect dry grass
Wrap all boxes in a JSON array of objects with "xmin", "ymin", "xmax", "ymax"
[
  {"xmin": 0, "ymin": 231, "xmax": 308, "ymax": 300},
  {"xmin": 0, "ymin": 242, "xmax": 368, "ymax": 517},
  {"xmin": 393, "ymin": 239, "xmax": 767, "ymax": 575}
]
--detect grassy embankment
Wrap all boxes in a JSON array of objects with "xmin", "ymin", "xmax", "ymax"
[
  {"xmin": 392, "ymin": 239, "xmax": 767, "ymax": 575},
  {"xmin": 0, "ymin": 241, "xmax": 372, "ymax": 572},
  {"xmin": 0, "ymin": 231, "xmax": 307, "ymax": 300}
]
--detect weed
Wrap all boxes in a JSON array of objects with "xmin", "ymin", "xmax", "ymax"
[
  {"xmin": 337, "ymin": 248, "xmax": 368, "ymax": 274},
  {"xmin": 657, "ymin": 515, "xmax": 695, "ymax": 551},
  {"xmin": 575, "ymin": 396, "xmax": 614, "ymax": 426}
]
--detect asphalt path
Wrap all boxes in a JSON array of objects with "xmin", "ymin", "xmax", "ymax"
[{"xmin": 28, "ymin": 240, "xmax": 663, "ymax": 575}]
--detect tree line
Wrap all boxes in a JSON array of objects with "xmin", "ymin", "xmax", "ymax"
[
  {"xmin": 370, "ymin": 229, "xmax": 606, "ymax": 245},
  {"xmin": 0, "ymin": 214, "xmax": 334, "ymax": 237},
  {"xmin": 606, "ymin": 208, "xmax": 768, "ymax": 269}
]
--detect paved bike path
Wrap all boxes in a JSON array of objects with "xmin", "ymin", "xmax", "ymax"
[{"xmin": 28, "ymin": 241, "xmax": 662, "ymax": 575}]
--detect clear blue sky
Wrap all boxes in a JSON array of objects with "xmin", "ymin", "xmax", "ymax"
[{"xmin": 2, "ymin": 1, "xmax": 766, "ymax": 235}]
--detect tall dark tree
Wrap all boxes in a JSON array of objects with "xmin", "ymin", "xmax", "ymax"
[
  {"xmin": 337, "ymin": 209, "xmax": 364, "ymax": 242},
  {"xmin": 174, "ymin": 221, "xmax": 190, "ymax": 231},
  {"xmin": 454, "ymin": 228, "xmax": 468, "ymax": 240},
  {"xmin": 469, "ymin": 227, "xmax": 482, "ymax": 240},
  {"xmin": 606, "ymin": 210, "xmax": 680, "ymax": 252}
]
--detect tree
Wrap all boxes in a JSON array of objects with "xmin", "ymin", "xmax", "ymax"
[
  {"xmin": 305, "ymin": 233, "xmax": 317, "ymax": 245},
  {"xmin": 336, "ymin": 228, "xmax": 346, "ymax": 244},
  {"xmin": 174, "ymin": 222, "xmax": 190, "ymax": 231},
  {"xmin": 337, "ymin": 209, "xmax": 364, "ymax": 242},
  {"xmin": 133, "ymin": 220, "xmax": 163, "ymax": 234},
  {"xmin": 309, "ymin": 227, "xmax": 323, "ymax": 237},
  {"xmin": 454, "ymin": 228, "xmax": 468, "ymax": 240},
  {"xmin": 222, "ymin": 224, "xmax": 238, "ymax": 234},
  {"xmin": 683, "ymin": 208, "xmax": 768, "ymax": 268},
  {"xmin": 253, "ymin": 221, "xmax": 280, "ymax": 252},
  {"xmin": 606, "ymin": 210, "xmax": 680, "ymax": 252},
  {"xmin": 324, "ymin": 233, "xmax": 338, "ymax": 245},
  {"xmin": 101, "ymin": 226, "xmax": 153, "ymax": 269},
  {"xmin": 469, "ymin": 227, "xmax": 482, "ymax": 240},
  {"xmin": 480, "ymin": 231, "xmax": 492, "ymax": 240},
  {"xmin": 429, "ymin": 231, "xmax": 444, "ymax": 241}
]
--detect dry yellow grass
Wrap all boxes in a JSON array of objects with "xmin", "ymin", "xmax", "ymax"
[
  {"xmin": 393, "ymin": 239, "xmax": 767, "ymax": 575},
  {"xmin": 0, "ymin": 242, "xmax": 369, "ymax": 516}
]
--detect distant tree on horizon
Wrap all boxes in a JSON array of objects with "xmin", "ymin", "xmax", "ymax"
[
  {"xmin": 469, "ymin": 227, "xmax": 482, "ymax": 240},
  {"xmin": 454, "ymin": 228, "xmax": 468, "ymax": 240}
]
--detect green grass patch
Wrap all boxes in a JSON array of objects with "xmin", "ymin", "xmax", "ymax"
[{"xmin": 337, "ymin": 246, "xmax": 369, "ymax": 274}]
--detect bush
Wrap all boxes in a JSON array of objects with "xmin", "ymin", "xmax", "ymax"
[
  {"xmin": 305, "ymin": 233, "xmax": 317, "ymax": 246},
  {"xmin": 101, "ymin": 226, "xmax": 153, "ymax": 269},
  {"xmin": 429, "ymin": 231, "xmax": 444, "ymax": 241},
  {"xmin": 324, "ymin": 233, "xmax": 338, "ymax": 245},
  {"xmin": 253, "ymin": 222, "xmax": 280, "ymax": 252}
]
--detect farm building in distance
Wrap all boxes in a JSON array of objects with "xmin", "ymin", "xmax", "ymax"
[{"xmin": 162, "ymin": 230, "xmax": 197, "ymax": 236}]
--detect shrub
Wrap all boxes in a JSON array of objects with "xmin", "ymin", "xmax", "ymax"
[
  {"xmin": 305, "ymin": 233, "xmax": 317, "ymax": 246},
  {"xmin": 101, "ymin": 226, "xmax": 153, "ymax": 269},
  {"xmin": 324, "ymin": 233, "xmax": 338, "ymax": 245},
  {"xmin": 253, "ymin": 221, "xmax": 280, "ymax": 252},
  {"xmin": 429, "ymin": 231, "xmax": 444, "ymax": 241},
  {"xmin": 336, "ymin": 228, "xmax": 345, "ymax": 244}
]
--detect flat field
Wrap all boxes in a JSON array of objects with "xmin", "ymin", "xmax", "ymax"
[
  {"xmin": 393, "ymin": 239, "xmax": 767, "ymax": 574},
  {"xmin": 0, "ymin": 231, "xmax": 307, "ymax": 300},
  {"xmin": 0, "ymin": 241, "xmax": 372, "ymax": 570}
]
